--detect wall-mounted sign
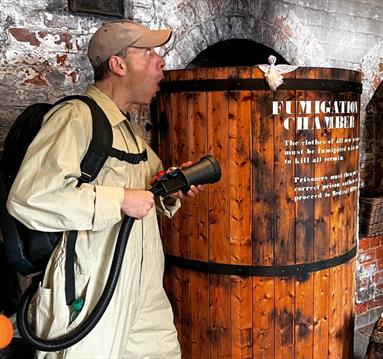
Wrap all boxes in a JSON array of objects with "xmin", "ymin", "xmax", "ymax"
[{"xmin": 68, "ymin": 0, "xmax": 124, "ymax": 18}]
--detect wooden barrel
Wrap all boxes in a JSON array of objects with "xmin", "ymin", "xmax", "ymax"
[{"xmin": 154, "ymin": 67, "xmax": 361, "ymax": 359}]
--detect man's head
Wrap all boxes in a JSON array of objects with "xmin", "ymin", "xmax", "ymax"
[
  {"xmin": 87, "ymin": 20, "xmax": 172, "ymax": 68},
  {"xmin": 88, "ymin": 20, "xmax": 172, "ymax": 106}
]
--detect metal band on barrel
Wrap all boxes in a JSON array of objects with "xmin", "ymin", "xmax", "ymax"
[
  {"xmin": 165, "ymin": 246, "xmax": 356, "ymax": 279},
  {"xmin": 160, "ymin": 79, "xmax": 362, "ymax": 93}
]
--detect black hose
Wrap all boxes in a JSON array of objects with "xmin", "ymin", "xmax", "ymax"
[
  {"xmin": 17, "ymin": 215, "xmax": 135, "ymax": 351},
  {"xmin": 16, "ymin": 155, "xmax": 221, "ymax": 351}
]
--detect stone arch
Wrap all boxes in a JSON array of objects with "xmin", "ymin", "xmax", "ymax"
[
  {"xmin": 360, "ymin": 42, "xmax": 383, "ymax": 112},
  {"xmin": 156, "ymin": 8, "xmax": 328, "ymax": 69}
]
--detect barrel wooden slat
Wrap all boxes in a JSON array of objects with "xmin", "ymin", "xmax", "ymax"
[
  {"xmin": 342, "ymin": 68, "xmax": 359, "ymax": 359},
  {"xmin": 296, "ymin": 277, "xmax": 315, "ymax": 359},
  {"xmin": 338, "ymin": 69, "xmax": 356, "ymax": 359},
  {"xmin": 170, "ymin": 69, "xmax": 190, "ymax": 260},
  {"xmin": 294, "ymin": 67, "xmax": 316, "ymax": 265},
  {"xmin": 188, "ymin": 68, "xmax": 210, "ymax": 359},
  {"xmin": 308, "ymin": 66, "xmax": 333, "ymax": 358},
  {"xmin": 155, "ymin": 66, "xmax": 360, "ymax": 359},
  {"xmin": 326, "ymin": 69, "xmax": 353, "ymax": 358},
  {"xmin": 190, "ymin": 271, "xmax": 209, "ymax": 358},
  {"xmin": 274, "ymin": 278, "xmax": 295, "ymax": 359},
  {"xmin": 329, "ymin": 69, "xmax": 348, "ymax": 258},
  {"xmin": 207, "ymin": 68, "xmax": 230, "ymax": 264},
  {"xmin": 173, "ymin": 268, "xmax": 191, "ymax": 355},
  {"xmin": 329, "ymin": 265, "xmax": 342, "ymax": 359},
  {"xmin": 341, "ymin": 263, "xmax": 353, "ymax": 359},
  {"xmin": 250, "ymin": 68, "xmax": 276, "ymax": 358},
  {"xmin": 252, "ymin": 69, "xmax": 275, "ymax": 267},
  {"xmin": 169, "ymin": 70, "xmax": 193, "ymax": 356},
  {"xmin": 159, "ymin": 86, "xmax": 175, "ymax": 298},
  {"xmin": 313, "ymin": 68, "xmax": 332, "ymax": 263},
  {"xmin": 293, "ymin": 68, "xmax": 316, "ymax": 357},
  {"xmin": 253, "ymin": 277, "xmax": 275, "ymax": 358},
  {"xmin": 207, "ymin": 68, "xmax": 231, "ymax": 358},
  {"xmin": 156, "ymin": 90, "xmax": 172, "ymax": 245},
  {"xmin": 208, "ymin": 274, "xmax": 231, "ymax": 357},
  {"xmin": 188, "ymin": 69, "xmax": 209, "ymax": 263},
  {"xmin": 313, "ymin": 270, "xmax": 330, "ymax": 358},
  {"xmin": 157, "ymin": 71, "xmax": 173, "ymax": 170},
  {"xmin": 228, "ymin": 67, "xmax": 253, "ymax": 358},
  {"xmin": 274, "ymin": 68, "xmax": 296, "ymax": 266},
  {"xmin": 228, "ymin": 67, "xmax": 252, "ymax": 266},
  {"xmin": 230, "ymin": 276, "xmax": 253, "ymax": 358},
  {"xmin": 336, "ymin": 68, "xmax": 351, "ymax": 258},
  {"xmin": 308, "ymin": 66, "xmax": 332, "ymax": 359},
  {"xmin": 272, "ymin": 69, "xmax": 300, "ymax": 359}
]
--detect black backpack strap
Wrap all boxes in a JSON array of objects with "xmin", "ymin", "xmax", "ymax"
[
  {"xmin": 58, "ymin": 95, "xmax": 148, "ymax": 305},
  {"xmin": 65, "ymin": 230, "xmax": 78, "ymax": 305},
  {"xmin": 75, "ymin": 96, "xmax": 113, "ymax": 185},
  {"xmin": 60, "ymin": 96, "xmax": 148, "ymax": 183},
  {"xmin": 108, "ymin": 148, "xmax": 148, "ymax": 164},
  {"xmin": 51, "ymin": 95, "xmax": 112, "ymax": 184},
  {"xmin": 56, "ymin": 96, "xmax": 111, "ymax": 306},
  {"xmin": 51, "ymin": 96, "xmax": 106, "ymax": 305}
]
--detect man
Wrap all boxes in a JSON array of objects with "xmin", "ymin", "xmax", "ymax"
[{"xmin": 7, "ymin": 20, "xmax": 200, "ymax": 358}]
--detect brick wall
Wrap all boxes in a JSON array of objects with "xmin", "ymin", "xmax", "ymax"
[{"xmin": 356, "ymin": 235, "xmax": 383, "ymax": 328}]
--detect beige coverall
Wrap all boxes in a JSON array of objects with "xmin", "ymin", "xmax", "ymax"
[{"xmin": 7, "ymin": 85, "xmax": 181, "ymax": 359}]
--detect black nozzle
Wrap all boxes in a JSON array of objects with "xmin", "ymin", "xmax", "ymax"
[
  {"xmin": 180, "ymin": 155, "xmax": 221, "ymax": 187},
  {"xmin": 150, "ymin": 155, "xmax": 221, "ymax": 197}
]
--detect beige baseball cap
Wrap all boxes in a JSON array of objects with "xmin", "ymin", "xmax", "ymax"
[{"xmin": 88, "ymin": 20, "xmax": 172, "ymax": 67}]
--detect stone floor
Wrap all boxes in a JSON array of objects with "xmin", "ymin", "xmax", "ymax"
[{"xmin": 355, "ymin": 323, "xmax": 375, "ymax": 358}]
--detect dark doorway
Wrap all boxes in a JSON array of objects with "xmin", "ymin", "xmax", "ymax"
[{"xmin": 186, "ymin": 39, "xmax": 288, "ymax": 68}]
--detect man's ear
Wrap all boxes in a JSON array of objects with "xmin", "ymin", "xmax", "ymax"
[{"xmin": 108, "ymin": 55, "xmax": 126, "ymax": 76}]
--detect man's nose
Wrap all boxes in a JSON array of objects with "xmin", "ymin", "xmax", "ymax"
[
  {"xmin": 154, "ymin": 51, "xmax": 165, "ymax": 70},
  {"xmin": 158, "ymin": 55, "xmax": 165, "ymax": 70}
]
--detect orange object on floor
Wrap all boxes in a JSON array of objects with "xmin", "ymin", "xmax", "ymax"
[{"xmin": 0, "ymin": 314, "xmax": 13, "ymax": 349}]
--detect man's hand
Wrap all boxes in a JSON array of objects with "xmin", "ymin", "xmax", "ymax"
[
  {"xmin": 169, "ymin": 161, "xmax": 205, "ymax": 200},
  {"xmin": 170, "ymin": 184, "xmax": 205, "ymax": 200},
  {"xmin": 122, "ymin": 189, "xmax": 154, "ymax": 219}
]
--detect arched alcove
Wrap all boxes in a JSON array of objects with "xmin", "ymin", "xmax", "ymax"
[
  {"xmin": 186, "ymin": 39, "xmax": 288, "ymax": 68},
  {"xmin": 360, "ymin": 82, "xmax": 383, "ymax": 191}
]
